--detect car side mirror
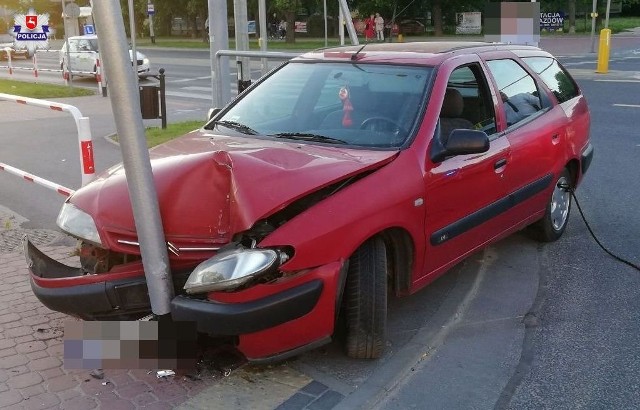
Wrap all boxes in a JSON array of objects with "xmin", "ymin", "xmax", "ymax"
[
  {"xmin": 430, "ymin": 128, "xmax": 490, "ymax": 163},
  {"xmin": 207, "ymin": 108, "xmax": 221, "ymax": 121}
]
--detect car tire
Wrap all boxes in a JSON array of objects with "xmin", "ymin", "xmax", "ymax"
[
  {"xmin": 344, "ymin": 236, "xmax": 387, "ymax": 359},
  {"xmin": 529, "ymin": 168, "xmax": 572, "ymax": 242}
]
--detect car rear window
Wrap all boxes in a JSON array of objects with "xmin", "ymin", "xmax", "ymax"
[{"xmin": 522, "ymin": 57, "xmax": 579, "ymax": 104}]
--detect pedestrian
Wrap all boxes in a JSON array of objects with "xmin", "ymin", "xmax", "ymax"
[
  {"xmin": 279, "ymin": 20, "xmax": 287, "ymax": 40},
  {"xmin": 270, "ymin": 14, "xmax": 278, "ymax": 39},
  {"xmin": 374, "ymin": 13, "xmax": 385, "ymax": 41},
  {"xmin": 364, "ymin": 14, "xmax": 375, "ymax": 42}
]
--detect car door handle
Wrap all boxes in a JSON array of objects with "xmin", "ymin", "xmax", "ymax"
[{"xmin": 494, "ymin": 159, "xmax": 508, "ymax": 170}]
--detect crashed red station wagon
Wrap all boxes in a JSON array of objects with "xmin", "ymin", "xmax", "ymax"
[{"xmin": 26, "ymin": 42, "xmax": 593, "ymax": 362}]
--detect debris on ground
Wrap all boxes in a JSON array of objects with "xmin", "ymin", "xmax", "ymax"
[{"xmin": 90, "ymin": 369, "xmax": 105, "ymax": 380}]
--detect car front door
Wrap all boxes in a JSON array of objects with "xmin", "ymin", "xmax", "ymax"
[{"xmin": 420, "ymin": 59, "xmax": 512, "ymax": 284}]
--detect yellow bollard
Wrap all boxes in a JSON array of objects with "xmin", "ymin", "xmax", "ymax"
[
  {"xmin": 398, "ymin": 34, "xmax": 404, "ymax": 43},
  {"xmin": 596, "ymin": 28, "xmax": 611, "ymax": 74}
]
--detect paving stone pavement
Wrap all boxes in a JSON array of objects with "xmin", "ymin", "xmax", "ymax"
[
  {"xmin": 0, "ymin": 243, "xmax": 346, "ymax": 410},
  {"xmin": 0, "ymin": 246, "xmax": 213, "ymax": 409}
]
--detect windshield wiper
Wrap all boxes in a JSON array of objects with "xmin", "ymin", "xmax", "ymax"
[
  {"xmin": 214, "ymin": 120, "xmax": 258, "ymax": 135},
  {"xmin": 270, "ymin": 132, "xmax": 347, "ymax": 145}
]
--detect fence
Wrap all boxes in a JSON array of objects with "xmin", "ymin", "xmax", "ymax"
[
  {"xmin": 0, "ymin": 48, "xmax": 105, "ymax": 95},
  {"xmin": 214, "ymin": 50, "xmax": 299, "ymax": 107},
  {"xmin": 0, "ymin": 93, "xmax": 97, "ymax": 197}
]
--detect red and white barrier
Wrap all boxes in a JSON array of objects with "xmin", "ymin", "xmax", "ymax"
[
  {"xmin": 0, "ymin": 93, "xmax": 97, "ymax": 197},
  {"xmin": 33, "ymin": 53, "xmax": 38, "ymax": 81},
  {"xmin": 3, "ymin": 47, "xmax": 13, "ymax": 75},
  {"xmin": 95, "ymin": 58, "xmax": 102, "ymax": 94},
  {"xmin": 0, "ymin": 163, "xmax": 74, "ymax": 197}
]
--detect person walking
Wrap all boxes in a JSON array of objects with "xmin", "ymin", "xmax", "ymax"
[
  {"xmin": 374, "ymin": 13, "xmax": 385, "ymax": 41},
  {"xmin": 364, "ymin": 14, "xmax": 375, "ymax": 42}
]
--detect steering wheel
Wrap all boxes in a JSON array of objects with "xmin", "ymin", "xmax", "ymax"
[{"xmin": 359, "ymin": 116, "xmax": 408, "ymax": 141}]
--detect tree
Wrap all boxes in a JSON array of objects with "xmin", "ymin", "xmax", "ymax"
[{"xmin": 273, "ymin": 0, "xmax": 298, "ymax": 43}]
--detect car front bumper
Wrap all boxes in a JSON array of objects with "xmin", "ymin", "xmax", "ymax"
[{"xmin": 25, "ymin": 238, "xmax": 343, "ymax": 362}]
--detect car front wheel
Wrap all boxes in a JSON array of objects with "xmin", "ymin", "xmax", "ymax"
[
  {"xmin": 344, "ymin": 236, "xmax": 388, "ymax": 359},
  {"xmin": 530, "ymin": 168, "xmax": 572, "ymax": 242}
]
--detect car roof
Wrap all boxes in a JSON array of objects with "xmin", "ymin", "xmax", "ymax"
[
  {"xmin": 296, "ymin": 41, "xmax": 549, "ymax": 65},
  {"xmin": 67, "ymin": 35, "xmax": 98, "ymax": 40}
]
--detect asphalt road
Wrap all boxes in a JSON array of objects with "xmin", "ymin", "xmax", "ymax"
[{"xmin": 1, "ymin": 43, "xmax": 639, "ymax": 408}]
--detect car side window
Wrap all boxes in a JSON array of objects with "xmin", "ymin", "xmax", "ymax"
[
  {"xmin": 521, "ymin": 57, "xmax": 579, "ymax": 104},
  {"xmin": 67, "ymin": 40, "xmax": 78, "ymax": 52},
  {"xmin": 439, "ymin": 64, "xmax": 497, "ymax": 138},
  {"xmin": 78, "ymin": 39, "xmax": 91, "ymax": 51},
  {"xmin": 486, "ymin": 59, "xmax": 543, "ymax": 128}
]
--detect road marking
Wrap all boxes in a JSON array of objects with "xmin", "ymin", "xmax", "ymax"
[
  {"xmin": 595, "ymin": 79, "xmax": 640, "ymax": 83},
  {"xmin": 165, "ymin": 91, "xmax": 213, "ymax": 100},
  {"xmin": 167, "ymin": 75, "xmax": 211, "ymax": 84},
  {"xmin": 613, "ymin": 104, "xmax": 640, "ymax": 108},
  {"xmin": 182, "ymin": 86, "xmax": 213, "ymax": 92},
  {"xmin": 563, "ymin": 61, "xmax": 596, "ymax": 66},
  {"xmin": 166, "ymin": 89, "xmax": 240, "ymax": 100}
]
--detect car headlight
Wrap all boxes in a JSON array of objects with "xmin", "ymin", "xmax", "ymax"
[
  {"xmin": 184, "ymin": 248, "xmax": 281, "ymax": 294},
  {"xmin": 142, "ymin": 58, "xmax": 149, "ymax": 65},
  {"xmin": 56, "ymin": 202, "xmax": 102, "ymax": 246}
]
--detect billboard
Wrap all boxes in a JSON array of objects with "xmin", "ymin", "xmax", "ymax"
[{"xmin": 540, "ymin": 12, "xmax": 564, "ymax": 31}]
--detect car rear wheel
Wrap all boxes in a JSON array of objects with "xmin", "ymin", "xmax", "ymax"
[
  {"xmin": 344, "ymin": 236, "xmax": 388, "ymax": 359},
  {"xmin": 530, "ymin": 168, "xmax": 572, "ymax": 242}
]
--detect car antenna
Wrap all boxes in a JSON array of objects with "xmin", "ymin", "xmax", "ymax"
[{"xmin": 351, "ymin": 44, "xmax": 366, "ymax": 61}]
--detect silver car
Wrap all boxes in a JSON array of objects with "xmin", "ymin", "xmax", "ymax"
[{"xmin": 59, "ymin": 34, "xmax": 150, "ymax": 78}]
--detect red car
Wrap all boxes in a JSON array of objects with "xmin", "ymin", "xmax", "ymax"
[{"xmin": 26, "ymin": 42, "xmax": 592, "ymax": 362}]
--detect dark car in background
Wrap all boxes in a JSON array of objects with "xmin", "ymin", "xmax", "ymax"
[{"xmin": 399, "ymin": 19, "xmax": 426, "ymax": 35}]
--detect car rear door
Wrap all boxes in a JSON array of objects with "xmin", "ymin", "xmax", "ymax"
[{"xmin": 482, "ymin": 53, "xmax": 568, "ymax": 227}]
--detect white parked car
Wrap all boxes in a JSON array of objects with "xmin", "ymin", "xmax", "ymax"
[{"xmin": 59, "ymin": 34, "xmax": 150, "ymax": 78}]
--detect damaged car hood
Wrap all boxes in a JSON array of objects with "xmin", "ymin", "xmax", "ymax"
[{"xmin": 69, "ymin": 129, "xmax": 399, "ymax": 245}]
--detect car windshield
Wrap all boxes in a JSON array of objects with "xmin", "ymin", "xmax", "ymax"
[{"xmin": 208, "ymin": 61, "xmax": 432, "ymax": 148}]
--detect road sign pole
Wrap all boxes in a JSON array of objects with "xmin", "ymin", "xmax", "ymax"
[
  {"xmin": 148, "ymin": 1, "xmax": 155, "ymax": 44},
  {"xmin": 128, "ymin": 0, "xmax": 138, "ymax": 82},
  {"xmin": 209, "ymin": 0, "xmax": 230, "ymax": 108}
]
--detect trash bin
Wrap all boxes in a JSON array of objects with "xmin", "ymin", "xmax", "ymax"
[{"xmin": 139, "ymin": 85, "xmax": 160, "ymax": 119}]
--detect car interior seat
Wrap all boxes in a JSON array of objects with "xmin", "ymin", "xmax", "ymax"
[{"xmin": 439, "ymin": 88, "xmax": 475, "ymax": 142}]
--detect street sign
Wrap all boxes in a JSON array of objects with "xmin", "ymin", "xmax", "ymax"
[
  {"xmin": 84, "ymin": 24, "xmax": 95, "ymax": 35},
  {"xmin": 65, "ymin": 2, "xmax": 81, "ymax": 19},
  {"xmin": 147, "ymin": 4, "xmax": 155, "ymax": 15}
]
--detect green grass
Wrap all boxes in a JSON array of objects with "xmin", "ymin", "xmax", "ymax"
[
  {"xmin": 137, "ymin": 36, "xmax": 354, "ymax": 50},
  {"xmin": 560, "ymin": 16, "xmax": 640, "ymax": 34},
  {"xmin": 0, "ymin": 79, "xmax": 95, "ymax": 98},
  {"xmin": 112, "ymin": 120, "xmax": 203, "ymax": 148}
]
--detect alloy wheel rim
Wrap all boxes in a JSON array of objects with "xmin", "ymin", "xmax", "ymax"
[{"xmin": 551, "ymin": 176, "xmax": 570, "ymax": 231}]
